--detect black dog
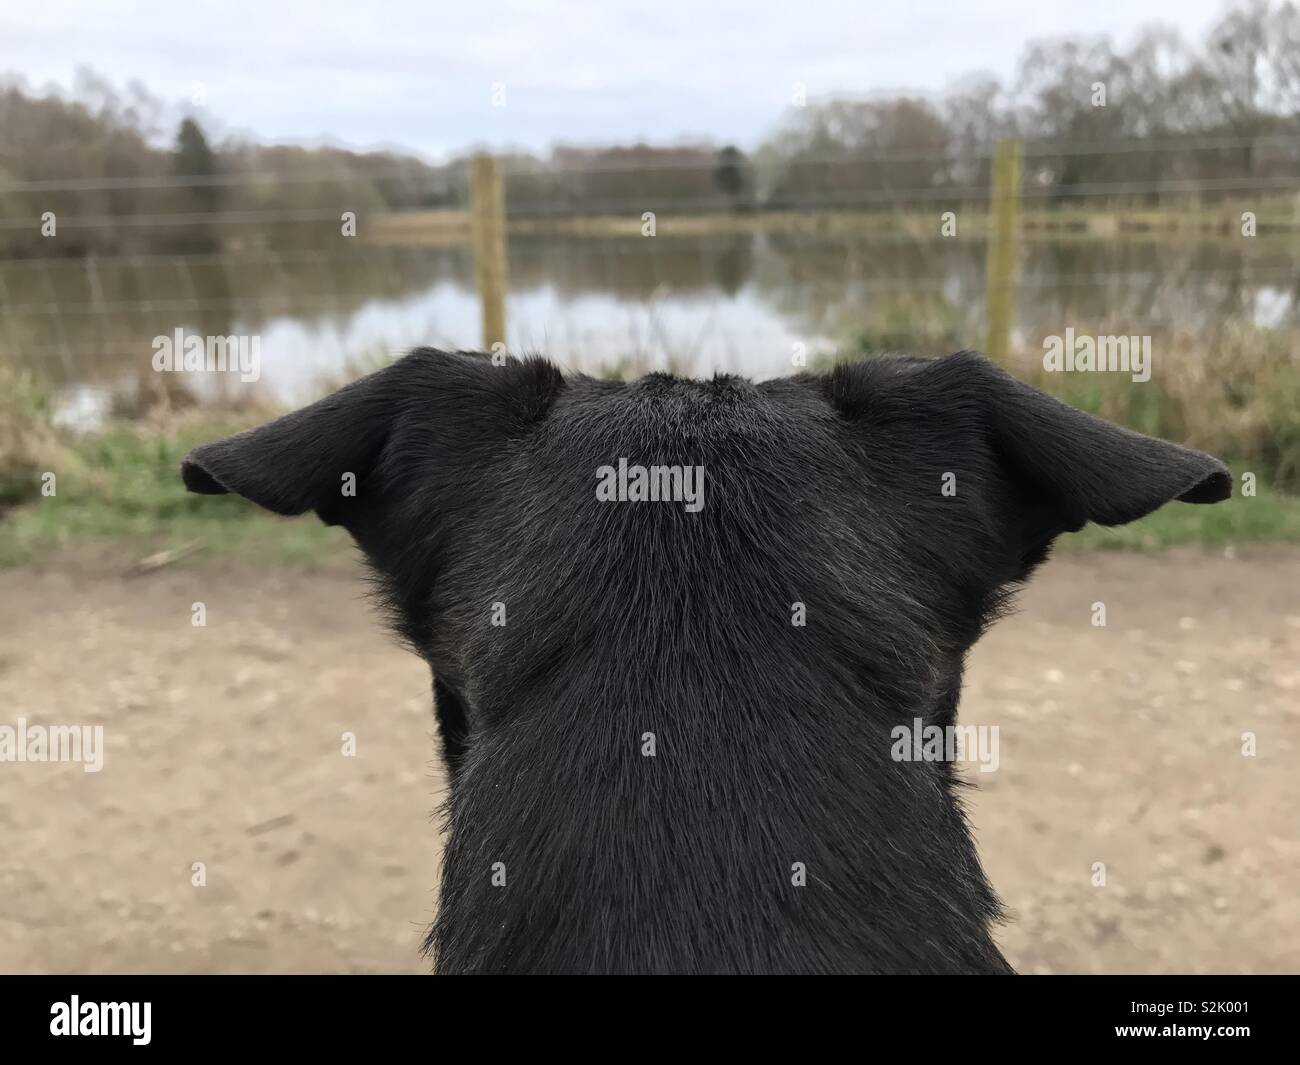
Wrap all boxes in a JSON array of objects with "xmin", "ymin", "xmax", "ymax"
[{"xmin": 182, "ymin": 348, "xmax": 1230, "ymax": 973}]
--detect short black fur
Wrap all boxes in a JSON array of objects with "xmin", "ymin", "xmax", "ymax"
[{"xmin": 182, "ymin": 348, "xmax": 1230, "ymax": 974}]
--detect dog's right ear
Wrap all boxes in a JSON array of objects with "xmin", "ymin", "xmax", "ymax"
[
  {"xmin": 181, "ymin": 363, "xmax": 397, "ymax": 522},
  {"xmin": 182, "ymin": 349, "xmax": 564, "ymax": 528}
]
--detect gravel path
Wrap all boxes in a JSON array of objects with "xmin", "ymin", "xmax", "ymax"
[{"xmin": 1, "ymin": 546, "xmax": 1296, "ymax": 973}]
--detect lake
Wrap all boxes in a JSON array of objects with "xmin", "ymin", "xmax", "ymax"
[{"xmin": 2, "ymin": 232, "xmax": 1295, "ymax": 425}]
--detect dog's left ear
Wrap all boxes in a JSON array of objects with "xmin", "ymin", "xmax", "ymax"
[
  {"xmin": 182, "ymin": 349, "xmax": 564, "ymax": 528},
  {"xmin": 955, "ymin": 350, "xmax": 1232, "ymax": 527},
  {"xmin": 926, "ymin": 351, "xmax": 1231, "ymax": 572},
  {"xmin": 827, "ymin": 350, "xmax": 1231, "ymax": 573}
]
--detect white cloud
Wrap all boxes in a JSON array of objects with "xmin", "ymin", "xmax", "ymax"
[{"xmin": 6, "ymin": 0, "xmax": 1232, "ymax": 156}]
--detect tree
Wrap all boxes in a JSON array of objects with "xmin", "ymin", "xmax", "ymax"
[
  {"xmin": 714, "ymin": 145, "xmax": 751, "ymax": 207},
  {"xmin": 172, "ymin": 116, "xmax": 219, "ymax": 250},
  {"xmin": 174, "ymin": 118, "xmax": 217, "ymax": 202}
]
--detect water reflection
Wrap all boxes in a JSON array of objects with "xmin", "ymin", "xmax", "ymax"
[{"xmin": 2, "ymin": 233, "xmax": 1295, "ymax": 416}]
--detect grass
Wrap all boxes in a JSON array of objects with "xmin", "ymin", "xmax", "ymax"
[
  {"xmin": 1062, "ymin": 485, "xmax": 1300, "ymax": 551},
  {"xmin": 379, "ymin": 194, "xmax": 1300, "ymax": 245},
  {"xmin": 0, "ymin": 419, "xmax": 354, "ymax": 569},
  {"xmin": 3, "ymin": 418, "xmax": 1299, "ymax": 570}
]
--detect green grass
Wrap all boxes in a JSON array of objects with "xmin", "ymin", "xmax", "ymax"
[
  {"xmin": 1062, "ymin": 483, "xmax": 1300, "ymax": 551},
  {"xmin": 0, "ymin": 419, "xmax": 353, "ymax": 568},
  {"xmin": 463, "ymin": 195, "xmax": 1300, "ymax": 243},
  {"xmin": 3, "ymin": 421, "xmax": 1299, "ymax": 569}
]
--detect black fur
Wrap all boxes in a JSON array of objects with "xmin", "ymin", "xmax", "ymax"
[{"xmin": 182, "ymin": 348, "xmax": 1231, "ymax": 974}]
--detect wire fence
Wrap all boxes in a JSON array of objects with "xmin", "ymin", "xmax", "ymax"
[{"xmin": 2, "ymin": 139, "xmax": 1298, "ymax": 405}]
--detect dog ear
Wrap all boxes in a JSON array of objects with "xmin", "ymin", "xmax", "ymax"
[
  {"xmin": 182, "ymin": 349, "xmax": 564, "ymax": 528},
  {"xmin": 824, "ymin": 350, "xmax": 1230, "ymax": 571},
  {"xmin": 181, "ymin": 363, "xmax": 395, "ymax": 524},
  {"xmin": 954, "ymin": 350, "xmax": 1231, "ymax": 531}
]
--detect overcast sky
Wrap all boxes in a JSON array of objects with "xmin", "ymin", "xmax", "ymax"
[{"xmin": 8, "ymin": 0, "xmax": 1236, "ymax": 159}]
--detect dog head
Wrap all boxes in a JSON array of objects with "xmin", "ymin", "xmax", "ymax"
[
  {"xmin": 182, "ymin": 347, "xmax": 1230, "ymax": 971},
  {"xmin": 183, "ymin": 347, "xmax": 1229, "ymax": 671}
]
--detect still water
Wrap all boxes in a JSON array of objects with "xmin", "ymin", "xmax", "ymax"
[{"xmin": 2, "ymin": 233, "xmax": 1295, "ymax": 422}]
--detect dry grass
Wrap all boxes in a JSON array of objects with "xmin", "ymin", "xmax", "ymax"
[
  {"xmin": 1006, "ymin": 322, "xmax": 1300, "ymax": 490},
  {"xmin": 370, "ymin": 195, "xmax": 1300, "ymax": 245}
]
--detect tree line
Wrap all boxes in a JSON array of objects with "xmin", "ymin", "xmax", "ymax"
[{"xmin": 2, "ymin": 0, "xmax": 1298, "ymax": 258}]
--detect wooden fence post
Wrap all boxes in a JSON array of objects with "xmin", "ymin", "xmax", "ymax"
[
  {"xmin": 984, "ymin": 137, "xmax": 1022, "ymax": 362},
  {"xmin": 469, "ymin": 154, "xmax": 507, "ymax": 350}
]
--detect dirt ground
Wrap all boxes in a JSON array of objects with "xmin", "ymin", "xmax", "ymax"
[{"xmin": 1, "ymin": 545, "xmax": 1296, "ymax": 974}]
